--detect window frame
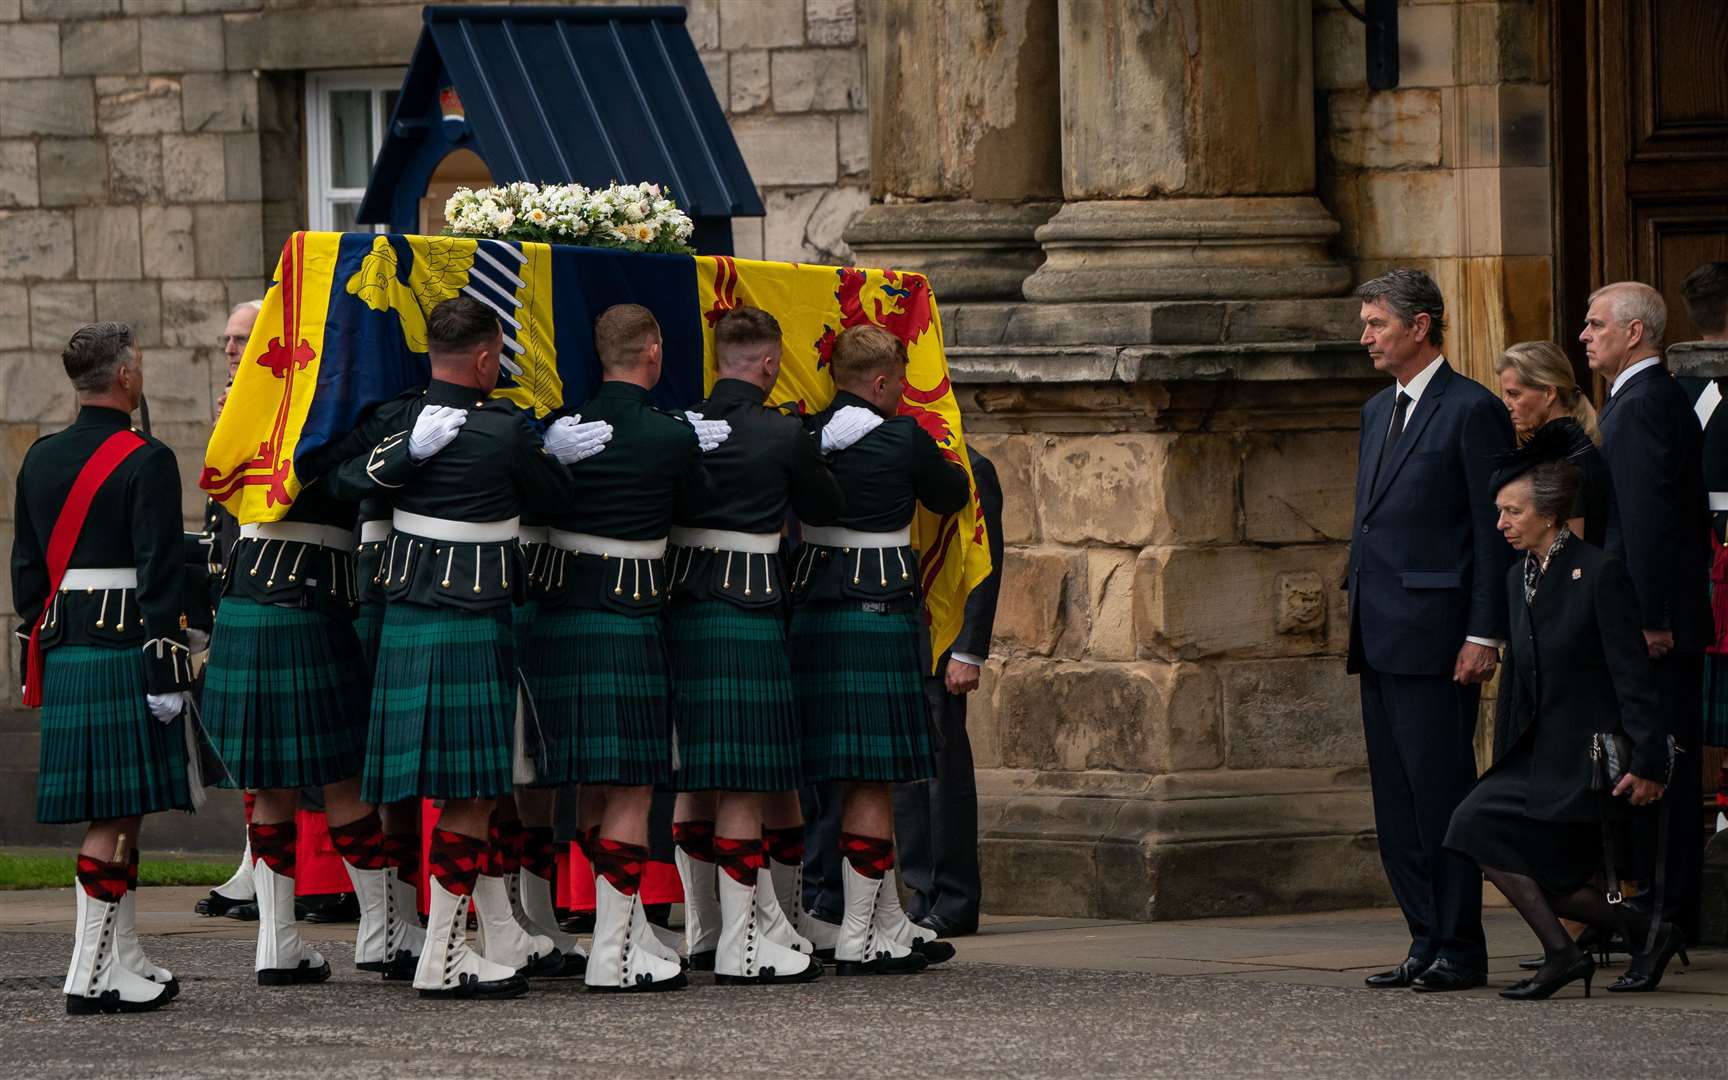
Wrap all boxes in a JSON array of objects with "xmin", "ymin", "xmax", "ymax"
[{"xmin": 304, "ymin": 68, "xmax": 406, "ymax": 233}]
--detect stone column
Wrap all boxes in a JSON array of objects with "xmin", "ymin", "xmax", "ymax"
[
  {"xmin": 1021, "ymin": 0, "xmax": 1349, "ymax": 301},
  {"xmin": 842, "ymin": 0, "xmax": 1062, "ymax": 300}
]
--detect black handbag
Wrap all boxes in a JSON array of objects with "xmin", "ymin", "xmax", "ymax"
[{"xmin": 1589, "ymin": 731, "xmax": 1682, "ymax": 957}]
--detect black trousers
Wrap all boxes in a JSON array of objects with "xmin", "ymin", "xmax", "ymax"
[
  {"xmin": 800, "ymin": 782, "xmax": 844, "ymax": 921},
  {"xmin": 1360, "ymin": 667, "xmax": 1487, "ymax": 969},
  {"xmin": 891, "ymin": 677, "xmax": 981, "ymax": 929},
  {"xmin": 1643, "ymin": 650, "xmax": 1704, "ymax": 939}
]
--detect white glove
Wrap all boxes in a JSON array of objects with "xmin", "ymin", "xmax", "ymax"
[
  {"xmin": 409, "ymin": 404, "xmax": 468, "ymax": 463},
  {"xmin": 684, "ymin": 411, "xmax": 732, "ymax": 453},
  {"xmin": 545, "ymin": 414, "xmax": 614, "ymax": 464},
  {"xmin": 186, "ymin": 628, "xmax": 211, "ymax": 654},
  {"xmin": 821, "ymin": 404, "xmax": 884, "ymax": 454},
  {"xmin": 147, "ymin": 691, "xmax": 188, "ymax": 723}
]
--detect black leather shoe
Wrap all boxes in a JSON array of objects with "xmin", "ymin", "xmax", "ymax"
[
  {"xmin": 1410, "ymin": 958, "xmax": 1486, "ymax": 993},
  {"xmin": 1501, "ymin": 951, "xmax": 1593, "ymax": 1000},
  {"xmin": 301, "ymin": 893, "xmax": 360, "ymax": 924},
  {"xmin": 1607, "ymin": 923, "xmax": 1689, "ymax": 993},
  {"xmin": 221, "ymin": 902, "xmax": 260, "ymax": 922},
  {"xmin": 195, "ymin": 890, "xmax": 253, "ymax": 918},
  {"xmin": 914, "ymin": 914, "xmax": 977, "ymax": 939},
  {"xmin": 1363, "ymin": 956, "xmax": 1428, "ymax": 988}
]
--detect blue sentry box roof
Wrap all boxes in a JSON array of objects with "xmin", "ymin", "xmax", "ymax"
[{"xmin": 357, "ymin": 5, "xmax": 765, "ymax": 231}]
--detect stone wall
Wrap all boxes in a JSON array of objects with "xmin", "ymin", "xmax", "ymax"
[
  {"xmin": 1315, "ymin": 0, "xmax": 1553, "ymax": 385},
  {"xmin": 0, "ymin": 0, "xmax": 867, "ymax": 691}
]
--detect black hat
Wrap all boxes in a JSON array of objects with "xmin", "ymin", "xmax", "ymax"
[{"xmin": 1489, "ymin": 418, "xmax": 1586, "ymax": 493}]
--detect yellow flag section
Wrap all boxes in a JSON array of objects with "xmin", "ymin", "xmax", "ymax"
[
  {"xmin": 694, "ymin": 255, "xmax": 991, "ymax": 671},
  {"xmin": 200, "ymin": 231, "xmax": 345, "ymax": 524}
]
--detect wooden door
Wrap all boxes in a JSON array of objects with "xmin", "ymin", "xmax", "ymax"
[{"xmin": 1560, "ymin": 0, "xmax": 1728, "ymax": 345}]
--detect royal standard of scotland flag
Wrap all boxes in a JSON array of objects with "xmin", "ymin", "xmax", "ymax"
[{"xmin": 202, "ymin": 231, "xmax": 991, "ymax": 668}]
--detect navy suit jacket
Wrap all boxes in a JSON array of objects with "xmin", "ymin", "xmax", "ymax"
[
  {"xmin": 1347, "ymin": 360, "xmax": 1516, "ymax": 676},
  {"xmin": 1597, "ymin": 363, "xmax": 1712, "ymax": 652}
]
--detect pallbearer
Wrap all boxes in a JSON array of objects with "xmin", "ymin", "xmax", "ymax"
[
  {"xmin": 13, "ymin": 323, "xmax": 194, "ymax": 1013},
  {"xmin": 789, "ymin": 325, "xmax": 970, "ymax": 975},
  {"xmin": 352, "ymin": 296, "xmax": 606, "ymax": 1000},
  {"xmin": 666, "ymin": 306, "xmax": 853, "ymax": 983},
  {"xmin": 524, "ymin": 303, "xmax": 726, "ymax": 993}
]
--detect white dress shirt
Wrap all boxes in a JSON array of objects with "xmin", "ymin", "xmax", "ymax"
[
  {"xmin": 1609, "ymin": 355, "xmax": 1662, "ymax": 396},
  {"xmin": 1387, "ymin": 355, "xmax": 1503, "ymax": 651}
]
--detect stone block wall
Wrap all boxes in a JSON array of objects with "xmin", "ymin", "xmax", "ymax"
[{"xmin": 1315, "ymin": 0, "xmax": 1553, "ymax": 385}]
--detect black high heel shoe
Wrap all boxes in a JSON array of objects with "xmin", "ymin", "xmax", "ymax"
[
  {"xmin": 1607, "ymin": 924, "xmax": 1689, "ymax": 993},
  {"xmin": 1501, "ymin": 952, "xmax": 1594, "ymax": 1000}
]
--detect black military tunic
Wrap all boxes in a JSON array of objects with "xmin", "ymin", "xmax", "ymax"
[
  {"xmin": 527, "ymin": 379, "xmax": 706, "ymax": 787},
  {"xmin": 666, "ymin": 377, "xmax": 844, "ymax": 792},
  {"xmin": 790, "ymin": 391, "xmax": 970, "ymax": 784},
  {"xmin": 12, "ymin": 405, "xmax": 193, "ymax": 823}
]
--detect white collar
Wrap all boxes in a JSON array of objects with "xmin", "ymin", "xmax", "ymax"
[
  {"xmin": 1609, "ymin": 356, "xmax": 1663, "ymax": 396},
  {"xmin": 1395, "ymin": 354, "xmax": 1447, "ymax": 407}
]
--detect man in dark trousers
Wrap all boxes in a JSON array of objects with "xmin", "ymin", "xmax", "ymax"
[
  {"xmin": 892, "ymin": 450, "xmax": 1003, "ymax": 939},
  {"xmin": 1586, "ymin": 281, "xmax": 1711, "ymax": 943},
  {"xmin": 1348, "ymin": 268, "xmax": 1515, "ymax": 994}
]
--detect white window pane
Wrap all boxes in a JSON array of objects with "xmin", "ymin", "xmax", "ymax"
[
  {"xmin": 329, "ymin": 90, "xmax": 373, "ymax": 189},
  {"xmin": 330, "ymin": 201, "xmax": 362, "ymax": 233}
]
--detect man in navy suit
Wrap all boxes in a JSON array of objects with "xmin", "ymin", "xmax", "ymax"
[
  {"xmin": 1586, "ymin": 281, "xmax": 1710, "ymax": 941},
  {"xmin": 1348, "ymin": 268, "xmax": 1515, "ymax": 993}
]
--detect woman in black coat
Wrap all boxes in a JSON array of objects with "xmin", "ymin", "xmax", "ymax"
[{"xmin": 1443, "ymin": 427, "xmax": 1679, "ymax": 999}]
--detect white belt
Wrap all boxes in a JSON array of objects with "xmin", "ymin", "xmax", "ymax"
[
  {"xmin": 393, "ymin": 510, "xmax": 520, "ymax": 543},
  {"xmin": 518, "ymin": 525, "xmax": 550, "ymax": 546},
  {"xmin": 549, "ymin": 530, "xmax": 668, "ymax": 559},
  {"xmin": 669, "ymin": 527, "xmax": 780, "ymax": 555},
  {"xmin": 801, "ymin": 525, "xmax": 911, "ymax": 549},
  {"xmin": 1710, "ymin": 492, "xmax": 1728, "ymax": 512},
  {"xmin": 359, "ymin": 520, "xmax": 392, "ymax": 545},
  {"xmin": 60, "ymin": 567, "xmax": 137, "ymax": 590},
  {"xmin": 241, "ymin": 521, "xmax": 355, "ymax": 552}
]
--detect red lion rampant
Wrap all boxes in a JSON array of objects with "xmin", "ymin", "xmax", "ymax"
[{"xmin": 815, "ymin": 267, "xmax": 935, "ymax": 369}]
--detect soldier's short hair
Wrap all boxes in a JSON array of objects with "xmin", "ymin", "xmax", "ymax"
[
  {"xmin": 1682, "ymin": 262, "xmax": 1728, "ymax": 337},
  {"xmin": 829, "ymin": 324, "xmax": 907, "ymax": 386},
  {"xmin": 62, "ymin": 322, "xmax": 136, "ymax": 394},
  {"xmin": 714, "ymin": 306, "xmax": 781, "ymax": 371},
  {"xmin": 594, "ymin": 303, "xmax": 662, "ymax": 371},
  {"xmin": 427, "ymin": 295, "xmax": 501, "ymax": 355}
]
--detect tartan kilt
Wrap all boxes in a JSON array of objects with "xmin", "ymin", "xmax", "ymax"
[
  {"xmin": 202, "ymin": 597, "xmax": 367, "ymax": 790},
  {"xmin": 667, "ymin": 600, "xmax": 801, "ymax": 792},
  {"xmin": 36, "ymin": 645, "xmax": 192, "ymax": 824},
  {"xmin": 361, "ymin": 603, "xmax": 515, "ymax": 803},
  {"xmin": 525, "ymin": 607, "xmax": 670, "ymax": 787},
  {"xmin": 788, "ymin": 603, "xmax": 935, "ymax": 784},
  {"xmin": 354, "ymin": 599, "xmax": 385, "ymax": 675},
  {"xmin": 1706, "ymin": 654, "xmax": 1728, "ymax": 747}
]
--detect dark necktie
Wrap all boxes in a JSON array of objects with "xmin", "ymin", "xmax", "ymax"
[{"xmin": 1374, "ymin": 391, "xmax": 1411, "ymax": 488}]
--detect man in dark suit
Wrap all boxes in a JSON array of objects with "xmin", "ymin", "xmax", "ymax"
[
  {"xmin": 893, "ymin": 451, "xmax": 1003, "ymax": 938},
  {"xmin": 1586, "ymin": 281, "xmax": 1711, "ymax": 941},
  {"xmin": 1348, "ymin": 268, "xmax": 1516, "ymax": 993}
]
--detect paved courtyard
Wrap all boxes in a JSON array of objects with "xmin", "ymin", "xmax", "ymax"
[{"xmin": 1, "ymin": 889, "xmax": 1724, "ymax": 1077}]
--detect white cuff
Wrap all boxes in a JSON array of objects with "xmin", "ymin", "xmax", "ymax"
[
  {"xmin": 1465, "ymin": 636, "xmax": 1505, "ymax": 650},
  {"xmin": 950, "ymin": 651, "xmax": 985, "ymax": 667}
]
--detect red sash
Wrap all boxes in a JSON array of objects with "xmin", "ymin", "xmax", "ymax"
[{"xmin": 21, "ymin": 430, "xmax": 147, "ymax": 707}]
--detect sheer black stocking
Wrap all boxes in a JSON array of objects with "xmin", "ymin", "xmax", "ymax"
[
  {"xmin": 1548, "ymin": 883, "xmax": 1654, "ymax": 958},
  {"xmin": 1483, "ymin": 865, "xmax": 1581, "ymax": 982}
]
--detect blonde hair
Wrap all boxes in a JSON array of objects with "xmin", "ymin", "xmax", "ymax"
[{"xmin": 1495, "ymin": 340, "xmax": 1599, "ymax": 444}]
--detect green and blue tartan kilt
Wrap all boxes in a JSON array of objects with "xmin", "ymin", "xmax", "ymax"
[
  {"xmin": 667, "ymin": 601, "xmax": 802, "ymax": 792},
  {"xmin": 354, "ymin": 599, "xmax": 386, "ymax": 675},
  {"xmin": 36, "ymin": 646, "xmax": 192, "ymax": 824},
  {"xmin": 361, "ymin": 603, "xmax": 516, "ymax": 803},
  {"xmin": 1706, "ymin": 655, "xmax": 1728, "ymax": 747},
  {"xmin": 201, "ymin": 597, "xmax": 367, "ymax": 790},
  {"xmin": 511, "ymin": 600, "xmax": 538, "ymax": 662},
  {"xmin": 788, "ymin": 604, "xmax": 935, "ymax": 784},
  {"xmin": 523, "ymin": 607, "xmax": 671, "ymax": 787}
]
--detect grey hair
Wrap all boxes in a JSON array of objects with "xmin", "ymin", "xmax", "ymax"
[
  {"xmin": 1588, "ymin": 282, "xmax": 1667, "ymax": 351},
  {"xmin": 1523, "ymin": 459, "xmax": 1580, "ymax": 523},
  {"xmin": 61, "ymin": 322, "xmax": 136, "ymax": 394},
  {"xmin": 1356, "ymin": 268, "xmax": 1446, "ymax": 346},
  {"xmin": 231, "ymin": 299, "xmax": 264, "ymax": 316}
]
